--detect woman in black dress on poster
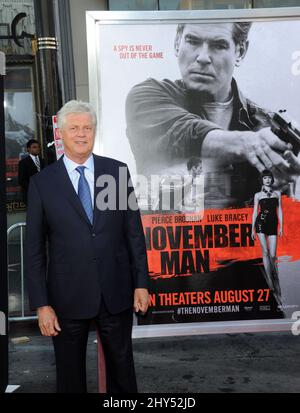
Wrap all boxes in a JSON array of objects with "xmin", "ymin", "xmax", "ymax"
[{"xmin": 252, "ymin": 170, "xmax": 283, "ymax": 306}]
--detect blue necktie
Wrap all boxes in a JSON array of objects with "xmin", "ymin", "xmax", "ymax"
[{"xmin": 76, "ymin": 166, "xmax": 93, "ymax": 224}]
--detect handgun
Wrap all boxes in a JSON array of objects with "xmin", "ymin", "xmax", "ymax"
[{"xmin": 271, "ymin": 110, "xmax": 300, "ymax": 155}]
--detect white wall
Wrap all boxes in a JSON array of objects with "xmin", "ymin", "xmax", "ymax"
[{"xmin": 70, "ymin": 0, "xmax": 107, "ymax": 101}]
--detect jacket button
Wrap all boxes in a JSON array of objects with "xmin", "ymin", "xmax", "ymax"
[{"xmin": 92, "ymin": 233, "xmax": 96, "ymax": 238}]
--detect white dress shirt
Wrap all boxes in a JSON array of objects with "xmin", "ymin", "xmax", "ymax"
[
  {"xmin": 30, "ymin": 154, "xmax": 41, "ymax": 171},
  {"xmin": 63, "ymin": 154, "xmax": 94, "ymax": 207}
]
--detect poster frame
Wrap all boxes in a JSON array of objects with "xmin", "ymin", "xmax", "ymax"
[
  {"xmin": 86, "ymin": 7, "xmax": 300, "ymax": 337},
  {"xmin": 0, "ymin": 51, "xmax": 8, "ymax": 392}
]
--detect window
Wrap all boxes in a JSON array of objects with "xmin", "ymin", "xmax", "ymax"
[
  {"xmin": 5, "ymin": 65, "xmax": 36, "ymax": 212},
  {"xmin": 159, "ymin": 0, "xmax": 251, "ymax": 8},
  {"xmin": 108, "ymin": 0, "xmax": 300, "ymax": 9},
  {"xmin": 254, "ymin": 0, "xmax": 300, "ymax": 7},
  {"xmin": 108, "ymin": 0, "xmax": 158, "ymax": 10}
]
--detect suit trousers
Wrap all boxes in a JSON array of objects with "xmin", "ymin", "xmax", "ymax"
[{"xmin": 52, "ymin": 301, "xmax": 137, "ymax": 393}]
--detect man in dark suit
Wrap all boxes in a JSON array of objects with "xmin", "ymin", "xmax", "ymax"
[
  {"xmin": 18, "ymin": 139, "xmax": 44, "ymax": 204},
  {"xmin": 25, "ymin": 100, "xmax": 149, "ymax": 393}
]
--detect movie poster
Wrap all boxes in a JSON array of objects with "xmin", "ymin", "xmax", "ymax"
[{"xmin": 92, "ymin": 13, "xmax": 300, "ymax": 326}]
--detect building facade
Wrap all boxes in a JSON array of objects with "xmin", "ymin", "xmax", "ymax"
[{"xmin": 0, "ymin": 0, "xmax": 299, "ymax": 315}]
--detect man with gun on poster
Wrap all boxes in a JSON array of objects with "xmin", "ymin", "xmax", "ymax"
[
  {"xmin": 271, "ymin": 110, "xmax": 300, "ymax": 179},
  {"xmin": 125, "ymin": 21, "xmax": 300, "ymax": 322},
  {"xmin": 126, "ymin": 22, "xmax": 300, "ymax": 209}
]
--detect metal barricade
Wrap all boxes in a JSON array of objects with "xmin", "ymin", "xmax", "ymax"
[{"xmin": 7, "ymin": 223, "xmax": 36, "ymax": 322}]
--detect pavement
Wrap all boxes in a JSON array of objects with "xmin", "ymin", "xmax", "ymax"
[{"xmin": 7, "ymin": 320, "xmax": 300, "ymax": 393}]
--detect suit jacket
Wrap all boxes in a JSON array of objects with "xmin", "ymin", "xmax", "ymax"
[
  {"xmin": 25, "ymin": 154, "xmax": 149, "ymax": 319},
  {"xmin": 18, "ymin": 155, "xmax": 45, "ymax": 204}
]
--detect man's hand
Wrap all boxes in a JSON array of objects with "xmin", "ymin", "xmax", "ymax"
[
  {"xmin": 203, "ymin": 127, "xmax": 300, "ymax": 190},
  {"xmin": 133, "ymin": 288, "xmax": 149, "ymax": 315},
  {"xmin": 241, "ymin": 127, "xmax": 291, "ymax": 174},
  {"xmin": 283, "ymin": 150, "xmax": 300, "ymax": 174},
  {"xmin": 37, "ymin": 305, "xmax": 61, "ymax": 337},
  {"xmin": 204, "ymin": 127, "xmax": 289, "ymax": 171}
]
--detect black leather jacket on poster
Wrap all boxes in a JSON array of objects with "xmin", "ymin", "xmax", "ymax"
[{"xmin": 126, "ymin": 77, "xmax": 273, "ymax": 207}]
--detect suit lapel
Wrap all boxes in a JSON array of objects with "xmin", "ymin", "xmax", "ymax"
[
  {"xmin": 28, "ymin": 156, "xmax": 38, "ymax": 173},
  {"xmin": 54, "ymin": 157, "xmax": 92, "ymax": 226}
]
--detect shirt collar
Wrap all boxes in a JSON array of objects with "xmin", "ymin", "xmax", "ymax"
[
  {"xmin": 63, "ymin": 153, "xmax": 94, "ymax": 175},
  {"xmin": 181, "ymin": 77, "xmax": 253, "ymax": 127},
  {"xmin": 231, "ymin": 78, "xmax": 254, "ymax": 127}
]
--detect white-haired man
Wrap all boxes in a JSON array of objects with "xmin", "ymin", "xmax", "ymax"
[{"xmin": 26, "ymin": 100, "xmax": 149, "ymax": 393}]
